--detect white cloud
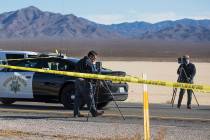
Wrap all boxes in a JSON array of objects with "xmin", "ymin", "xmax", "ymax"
[
  {"xmin": 185, "ymin": 15, "xmax": 210, "ymax": 20},
  {"xmin": 86, "ymin": 12, "xmax": 178, "ymax": 24},
  {"xmin": 86, "ymin": 14, "xmax": 126, "ymax": 24},
  {"xmin": 137, "ymin": 12, "xmax": 178, "ymax": 23},
  {"xmin": 86, "ymin": 12, "xmax": 210, "ymax": 24}
]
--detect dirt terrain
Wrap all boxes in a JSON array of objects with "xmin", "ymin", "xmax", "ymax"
[
  {"xmin": 0, "ymin": 102, "xmax": 210, "ymax": 140},
  {"xmin": 0, "ymin": 39, "xmax": 210, "ymax": 62},
  {"xmin": 102, "ymin": 61, "xmax": 210, "ymax": 105}
]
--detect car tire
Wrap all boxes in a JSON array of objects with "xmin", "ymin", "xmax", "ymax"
[
  {"xmin": 97, "ymin": 102, "xmax": 109, "ymax": 109},
  {"xmin": 61, "ymin": 85, "xmax": 75, "ymax": 109},
  {"xmin": 0, "ymin": 98, "xmax": 16, "ymax": 105}
]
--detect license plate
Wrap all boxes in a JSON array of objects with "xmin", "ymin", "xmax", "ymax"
[{"xmin": 119, "ymin": 87, "xmax": 125, "ymax": 93}]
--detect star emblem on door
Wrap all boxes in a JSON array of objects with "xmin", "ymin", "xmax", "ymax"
[{"xmin": 10, "ymin": 80, "xmax": 21, "ymax": 94}]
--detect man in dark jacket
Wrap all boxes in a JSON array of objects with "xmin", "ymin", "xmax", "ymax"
[
  {"xmin": 177, "ymin": 55, "xmax": 196, "ymax": 109},
  {"xmin": 73, "ymin": 50, "xmax": 104, "ymax": 117}
]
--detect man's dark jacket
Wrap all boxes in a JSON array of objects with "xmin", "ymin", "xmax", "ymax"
[
  {"xmin": 177, "ymin": 63, "xmax": 196, "ymax": 83},
  {"xmin": 75, "ymin": 56, "xmax": 96, "ymax": 82}
]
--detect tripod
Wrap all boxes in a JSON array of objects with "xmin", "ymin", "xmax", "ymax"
[
  {"xmin": 87, "ymin": 62, "xmax": 125, "ymax": 121},
  {"xmin": 86, "ymin": 79, "xmax": 126, "ymax": 121},
  {"xmin": 171, "ymin": 66, "xmax": 199, "ymax": 108}
]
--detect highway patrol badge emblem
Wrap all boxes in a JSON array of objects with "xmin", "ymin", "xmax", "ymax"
[{"xmin": 3, "ymin": 74, "xmax": 27, "ymax": 94}]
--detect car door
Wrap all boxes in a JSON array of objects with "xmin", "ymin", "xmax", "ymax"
[
  {"xmin": 0, "ymin": 69, "xmax": 34, "ymax": 99},
  {"xmin": 32, "ymin": 58, "xmax": 69, "ymax": 97}
]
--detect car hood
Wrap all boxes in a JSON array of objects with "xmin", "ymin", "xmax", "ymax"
[{"xmin": 100, "ymin": 68, "xmax": 126, "ymax": 77}]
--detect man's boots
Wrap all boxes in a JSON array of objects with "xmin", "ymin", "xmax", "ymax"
[
  {"xmin": 177, "ymin": 93, "xmax": 184, "ymax": 109},
  {"xmin": 92, "ymin": 110, "xmax": 104, "ymax": 117}
]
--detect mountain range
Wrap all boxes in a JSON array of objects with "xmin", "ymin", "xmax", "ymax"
[{"xmin": 0, "ymin": 6, "xmax": 210, "ymax": 42}]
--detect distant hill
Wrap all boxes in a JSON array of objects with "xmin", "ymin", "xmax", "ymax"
[{"xmin": 0, "ymin": 6, "xmax": 210, "ymax": 42}]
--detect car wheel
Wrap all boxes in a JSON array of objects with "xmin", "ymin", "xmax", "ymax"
[
  {"xmin": 97, "ymin": 102, "xmax": 109, "ymax": 109},
  {"xmin": 0, "ymin": 98, "xmax": 16, "ymax": 105},
  {"xmin": 61, "ymin": 85, "xmax": 75, "ymax": 109}
]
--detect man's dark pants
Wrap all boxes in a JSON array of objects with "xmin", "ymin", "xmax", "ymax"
[
  {"xmin": 178, "ymin": 88, "xmax": 192, "ymax": 107},
  {"xmin": 74, "ymin": 78, "xmax": 97, "ymax": 116}
]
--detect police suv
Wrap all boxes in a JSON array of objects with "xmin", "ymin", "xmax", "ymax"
[{"xmin": 0, "ymin": 54, "xmax": 128, "ymax": 109}]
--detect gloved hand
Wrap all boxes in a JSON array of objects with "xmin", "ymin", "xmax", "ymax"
[{"xmin": 187, "ymin": 77, "xmax": 193, "ymax": 83}]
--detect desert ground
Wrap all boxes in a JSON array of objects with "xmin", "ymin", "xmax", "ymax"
[
  {"xmin": 1, "ymin": 39, "xmax": 210, "ymax": 62},
  {"xmin": 103, "ymin": 61, "xmax": 210, "ymax": 105}
]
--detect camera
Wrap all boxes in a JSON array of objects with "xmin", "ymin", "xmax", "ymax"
[
  {"xmin": 95, "ymin": 61, "xmax": 102, "ymax": 73},
  {"xmin": 178, "ymin": 57, "xmax": 187, "ymax": 64}
]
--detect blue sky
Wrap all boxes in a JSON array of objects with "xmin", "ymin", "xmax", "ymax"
[{"xmin": 0, "ymin": 0, "xmax": 210, "ymax": 24}]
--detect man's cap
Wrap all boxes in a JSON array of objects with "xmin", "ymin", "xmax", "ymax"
[{"xmin": 183, "ymin": 55, "xmax": 190, "ymax": 59}]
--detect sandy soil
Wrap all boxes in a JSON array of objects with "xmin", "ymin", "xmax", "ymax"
[
  {"xmin": 1, "ymin": 40, "xmax": 210, "ymax": 62},
  {"xmin": 103, "ymin": 61, "xmax": 210, "ymax": 105}
]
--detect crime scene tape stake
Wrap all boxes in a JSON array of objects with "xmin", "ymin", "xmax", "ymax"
[
  {"xmin": 0, "ymin": 64, "xmax": 210, "ymax": 92},
  {"xmin": 143, "ymin": 73, "xmax": 150, "ymax": 140}
]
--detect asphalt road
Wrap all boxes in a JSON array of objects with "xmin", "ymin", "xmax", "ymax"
[
  {"xmin": 0, "ymin": 101, "xmax": 210, "ymax": 121},
  {"xmin": 0, "ymin": 101, "xmax": 210, "ymax": 140}
]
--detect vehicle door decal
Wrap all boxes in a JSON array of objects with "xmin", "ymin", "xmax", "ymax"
[{"xmin": 0, "ymin": 72, "xmax": 34, "ymax": 98}]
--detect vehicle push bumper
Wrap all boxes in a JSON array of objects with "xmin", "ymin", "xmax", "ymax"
[{"xmin": 95, "ymin": 81, "xmax": 128, "ymax": 102}]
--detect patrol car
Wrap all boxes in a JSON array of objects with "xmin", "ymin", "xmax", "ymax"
[{"xmin": 0, "ymin": 57, "xmax": 128, "ymax": 109}]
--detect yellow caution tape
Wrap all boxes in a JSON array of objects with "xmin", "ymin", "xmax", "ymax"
[{"xmin": 0, "ymin": 64, "xmax": 210, "ymax": 93}]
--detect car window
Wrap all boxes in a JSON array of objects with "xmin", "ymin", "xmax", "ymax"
[
  {"xmin": 0, "ymin": 60, "xmax": 7, "ymax": 65},
  {"xmin": 7, "ymin": 60, "xmax": 39, "ymax": 72},
  {"xmin": 58, "ymin": 62, "xmax": 68, "ymax": 71},
  {"xmin": 48, "ymin": 62, "xmax": 58, "ymax": 70},
  {"xmin": 47, "ymin": 60, "xmax": 69, "ymax": 71},
  {"xmin": 16, "ymin": 60, "xmax": 38, "ymax": 68},
  {"xmin": 6, "ymin": 54, "xmax": 25, "ymax": 59},
  {"xmin": 28, "ymin": 55, "xmax": 38, "ymax": 58},
  {"xmin": 28, "ymin": 59, "xmax": 68, "ymax": 71},
  {"xmin": 5, "ymin": 58, "xmax": 76, "ymax": 72},
  {"xmin": 35, "ymin": 61, "xmax": 49, "ymax": 69},
  {"xmin": 47, "ymin": 59, "xmax": 75, "ymax": 71}
]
